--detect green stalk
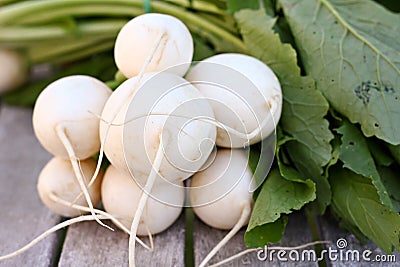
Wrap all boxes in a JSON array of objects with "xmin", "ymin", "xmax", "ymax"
[
  {"xmin": 0, "ymin": 19, "xmax": 127, "ymax": 43},
  {"xmin": 0, "ymin": 0, "xmax": 137, "ymax": 25},
  {"xmin": 0, "ymin": 0, "xmax": 246, "ymax": 52},
  {"xmin": 198, "ymin": 13, "xmax": 237, "ymax": 34},
  {"xmin": 0, "ymin": 0, "xmax": 23, "ymax": 6},
  {"xmin": 12, "ymin": 5, "xmax": 142, "ymax": 25},
  {"xmin": 44, "ymin": 40, "xmax": 115, "ymax": 65},
  {"xmin": 28, "ymin": 37, "xmax": 114, "ymax": 64},
  {"xmin": 164, "ymin": 0, "xmax": 225, "ymax": 15},
  {"xmin": 151, "ymin": 1, "xmax": 246, "ymax": 52}
]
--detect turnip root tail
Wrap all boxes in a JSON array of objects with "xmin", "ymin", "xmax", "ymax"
[
  {"xmin": 199, "ymin": 204, "xmax": 251, "ymax": 267},
  {"xmin": 48, "ymin": 192, "xmax": 153, "ymax": 251},
  {"xmin": 128, "ymin": 136, "xmax": 165, "ymax": 267},
  {"xmin": 208, "ymin": 240, "xmax": 331, "ymax": 267},
  {"xmin": 55, "ymin": 124, "xmax": 113, "ymax": 231},
  {"xmin": 0, "ymin": 215, "xmax": 111, "ymax": 261}
]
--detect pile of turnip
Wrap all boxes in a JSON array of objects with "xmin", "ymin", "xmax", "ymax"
[{"xmin": 0, "ymin": 13, "xmax": 284, "ymax": 267}]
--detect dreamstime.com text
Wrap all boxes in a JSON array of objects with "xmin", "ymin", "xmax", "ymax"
[{"xmin": 256, "ymin": 238, "xmax": 397, "ymax": 263}]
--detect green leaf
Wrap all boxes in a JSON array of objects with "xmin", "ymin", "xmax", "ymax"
[
  {"xmin": 192, "ymin": 33, "xmax": 215, "ymax": 61},
  {"xmin": 337, "ymin": 120, "xmax": 395, "ymax": 211},
  {"xmin": 377, "ymin": 165, "xmax": 400, "ymax": 213},
  {"xmin": 279, "ymin": 0, "xmax": 400, "ymax": 145},
  {"xmin": 278, "ymin": 138, "xmax": 331, "ymax": 214},
  {"xmin": 330, "ymin": 167, "xmax": 400, "ymax": 253},
  {"xmin": 324, "ymin": 136, "xmax": 340, "ymax": 177},
  {"xmin": 235, "ymin": 9, "xmax": 333, "ymax": 176},
  {"xmin": 244, "ymin": 217, "xmax": 287, "ymax": 247},
  {"xmin": 226, "ymin": 0, "xmax": 276, "ymax": 15},
  {"xmin": 245, "ymin": 168, "xmax": 315, "ymax": 247},
  {"xmin": 226, "ymin": 0, "xmax": 260, "ymax": 13},
  {"xmin": 236, "ymin": 9, "xmax": 333, "ymax": 213}
]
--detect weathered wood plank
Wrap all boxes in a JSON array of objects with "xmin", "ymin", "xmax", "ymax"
[
  {"xmin": 0, "ymin": 104, "xmax": 61, "ymax": 266},
  {"xmin": 194, "ymin": 211, "xmax": 318, "ymax": 266},
  {"xmin": 319, "ymin": 213, "xmax": 399, "ymax": 266},
  {"xmin": 59, "ymin": 214, "xmax": 185, "ymax": 266}
]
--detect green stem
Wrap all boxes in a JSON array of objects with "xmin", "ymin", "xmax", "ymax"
[
  {"xmin": 0, "ymin": 19, "xmax": 127, "ymax": 43},
  {"xmin": 46, "ymin": 41, "xmax": 115, "ymax": 65},
  {"xmin": 16, "ymin": 5, "xmax": 142, "ymax": 25},
  {"xmin": 0, "ymin": 0, "xmax": 246, "ymax": 52},
  {"xmin": 197, "ymin": 13, "xmax": 237, "ymax": 34},
  {"xmin": 305, "ymin": 210, "xmax": 327, "ymax": 267},
  {"xmin": 164, "ymin": 0, "xmax": 225, "ymax": 15},
  {"xmin": 28, "ymin": 37, "xmax": 114, "ymax": 64},
  {"xmin": 151, "ymin": 1, "xmax": 246, "ymax": 52},
  {"xmin": 0, "ymin": 0, "xmax": 137, "ymax": 25}
]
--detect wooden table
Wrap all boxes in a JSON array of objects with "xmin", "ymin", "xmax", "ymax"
[{"xmin": 0, "ymin": 103, "xmax": 397, "ymax": 266}]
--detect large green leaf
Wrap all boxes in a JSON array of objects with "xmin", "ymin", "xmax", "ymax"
[
  {"xmin": 226, "ymin": 0, "xmax": 276, "ymax": 16},
  {"xmin": 330, "ymin": 167, "xmax": 400, "ymax": 253},
  {"xmin": 279, "ymin": 0, "xmax": 400, "ymax": 145},
  {"xmin": 236, "ymin": 10, "xmax": 333, "ymax": 213},
  {"xmin": 336, "ymin": 120, "xmax": 396, "ymax": 211},
  {"xmin": 244, "ymin": 168, "xmax": 315, "ymax": 247}
]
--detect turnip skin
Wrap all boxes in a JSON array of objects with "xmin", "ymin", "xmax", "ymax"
[
  {"xmin": 101, "ymin": 71, "xmax": 217, "ymax": 267},
  {"xmin": 114, "ymin": 13, "xmax": 193, "ymax": 78},
  {"xmin": 190, "ymin": 148, "xmax": 253, "ymax": 230},
  {"xmin": 99, "ymin": 72, "xmax": 216, "ymax": 186},
  {"xmin": 32, "ymin": 75, "xmax": 112, "ymax": 160},
  {"xmin": 37, "ymin": 157, "xmax": 103, "ymax": 218},
  {"xmin": 190, "ymin": 148, "xmax": 254, "ymax": 267},
  {"xmin": 186, "ymin": 53, "xmax": 282, "ymax": 148},
  {"xmin": 101, "ymin": 165, "xmax": 184, "ymax": 236}
]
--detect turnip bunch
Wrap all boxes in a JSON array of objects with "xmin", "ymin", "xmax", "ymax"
[{"xmin": 0, "ymin": 11, "xmax": 284, "ymax": 267}]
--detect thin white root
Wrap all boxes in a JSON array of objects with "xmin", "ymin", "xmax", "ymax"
[
  {"xmin": 129, "ymin": 137, "xmax": 165, "ymax": 267},
  {"xmin": 268, "ymin": 240, "xmax": 331, "ymax": 250},
  {"xmin": 199, "ymin": 204, "xmax": 251, "ymax": 267},
  {"xmin": 73, "ymin": 30, "xmax": 167, "ymax": 204},
  {"xmin": 118, "ymin": 109, "xmax": 276, "ymax": 144},
  {"xmin": 208, "ymin": 240, "xmax": 332, "ymax": 267},
  {"xmin": 145, "ymin": 223, "xmax": 155, "ymax": 252},
  {"xmin": 56, "ymin": 125, "xmax": 113, "ymax": 231},
  {"xmin": 208, "ymin": 248, "xmax": 257, "ymax": 267},
  {"xmin": 0, "ymin": 215, "xmax": 111, "ymax": 261},
  {"xmin": 48, "ymin": 192, "xmax": 152, "ymax": 251}
]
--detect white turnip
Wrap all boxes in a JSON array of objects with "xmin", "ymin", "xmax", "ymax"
[
  {"xmin": 190, "ymin": 148, "xmax": 253, "ymax": 267},
  {"xmin": 186, "ymin": 53, "xmax": 282, "ymax": 148},
  {"xmin": 114, "ymin": 13, "xmax": 193, "ymax": 78},
  {"xmin": 101, "ymin": 164, "xmax": 184, "ymax": 236}
]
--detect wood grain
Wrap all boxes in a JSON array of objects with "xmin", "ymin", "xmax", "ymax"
[
  {"xmin": 0, "ymin": 104, "xmax": 61, "ymax": 267},
  {"xmin": 193, "ymin": 211, "xmax": 318, "ymax": 266},
  {"xmin": 58, "ymin": 214, "xmax": 185, "ymax": 267}
]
